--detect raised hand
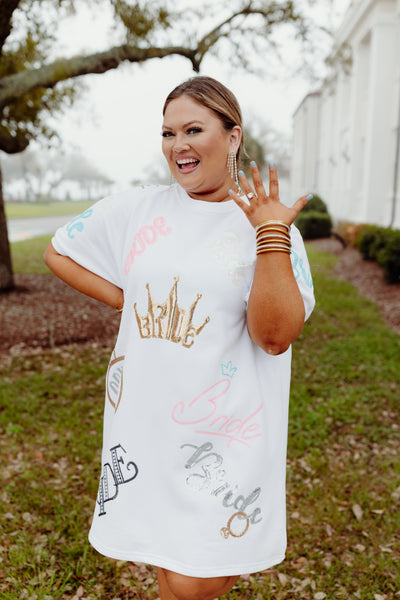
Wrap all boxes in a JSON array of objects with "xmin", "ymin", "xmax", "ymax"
[{"xmin": 229, "ymin": 161, "xmax": 312, "ymax": 229}]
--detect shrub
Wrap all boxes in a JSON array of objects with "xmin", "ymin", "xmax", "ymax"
[
  {"xmin": 357, "ymin": 225, "xmax": 400, "ymax": 283},
  {"xmin": 301, "ymin": 194, "xmax": 329, "ymax": 214},
  {"xmin": 295, "ymin": 211, "xmax": 332, "ymax": 239},
  {"xmin": 376, "ymin": 229, "xmax": 400, "ymax": 283},
  {"xmin": 357, "ymin": 225, "xmax": 390, "ymax": 260}
]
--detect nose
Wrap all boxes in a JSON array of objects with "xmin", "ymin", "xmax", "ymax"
[{"xmin": 173, "ymin": 133, "xmax": 190, "ymax": 153}]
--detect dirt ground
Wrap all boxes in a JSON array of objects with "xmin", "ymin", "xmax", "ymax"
[{"xmin": 0, "ymin": 238, "xmax": 399, "ymax": 359}]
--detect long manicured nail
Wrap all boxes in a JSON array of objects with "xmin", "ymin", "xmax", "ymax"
[
  {"xmin": 238, "ymin": 170, "xmax": 244, "ymax": 176},
  {"xmin": 250, "ymin": 161, "xmax": 256, "ymax": 167},
  {"xmin": 306, "ymin": 194, "xmax": 313, "ymax": 201},
  {"xmin": 270, "ymin": 162, "xmax": 275, "ymax": 168}
]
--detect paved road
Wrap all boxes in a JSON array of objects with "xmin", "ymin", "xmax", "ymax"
[{"xmin": 7, "ymin": 214, "xmax": 76, "ymax": 242}]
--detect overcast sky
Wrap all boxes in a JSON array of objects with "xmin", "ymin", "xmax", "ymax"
[{"xmin": 49, "ymin": 0, "xmax": 351, "ymax": 190}]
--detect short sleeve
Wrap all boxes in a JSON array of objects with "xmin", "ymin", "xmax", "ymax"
[
  {"xmin": 290, "ymin": 225, "xmax": 315, "ymax": 321},
  {"xmin": 51, "ymin": 195, "xmax": 125, "ymax": 289}
]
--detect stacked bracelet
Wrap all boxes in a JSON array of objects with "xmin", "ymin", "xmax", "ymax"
[{"xmin": 255, "ymin": 220, "xmax": 291, "ymax": 255}]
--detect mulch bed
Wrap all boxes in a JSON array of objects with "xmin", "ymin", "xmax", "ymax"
[
  {"xmin": 0, "ymin": 274, "xmax": 120, "ymax": 357},
  {"xmin": 0, "ymin": 238, "xmax": 398, "ymax": 359}
]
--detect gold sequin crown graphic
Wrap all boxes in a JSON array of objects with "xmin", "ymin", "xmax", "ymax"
[{"xmin": 134, "ymin": 276, "xmax": 210, "ymax": 348}]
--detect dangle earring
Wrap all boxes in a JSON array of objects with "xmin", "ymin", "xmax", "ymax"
[
  {"xmin": 227, "ymin": 150, "xmax": 240, "ymax": 192},
  {"xmin": 169, "ymin": 171, "xmax": 175, "ymax": 186}
]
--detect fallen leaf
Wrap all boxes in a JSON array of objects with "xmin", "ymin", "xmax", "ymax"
[
  {"xmin": 314, "ymin": 593, "xmax": 327, "ymax": 600},
  {"xmin": 298, "ymin": 577, "xmax": 312, "ymax": 590},
  {"xmin": 352, "ymin": 503, "xmax": 363, "ymax": 521},
  {"xmin": 22, "ymin": 512, "xmax": 33, "ymax": 523},
  {"xmin": 34, "ymin": 449, "xmax": 44, "ymax": 461},
  {"xmin": 278, "ymin": 573, "xmax": 289, "ymax": 586}
]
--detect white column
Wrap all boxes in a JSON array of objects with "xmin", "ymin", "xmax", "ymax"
[
  {"xmin": 363, "ymin": 18, "xmax": 399, "ymax": 225},
  {"xmin": 348, "ymin": 31, "xmax": 371, "ymax": 223}
]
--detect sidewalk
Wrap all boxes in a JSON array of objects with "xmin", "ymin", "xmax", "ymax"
[{"xmin": 7, "ymin": 214, "xmax": 74, "ymax": 242}]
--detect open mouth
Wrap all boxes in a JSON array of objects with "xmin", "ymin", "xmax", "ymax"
[{"xmin": 176, "ymin": 158, "xmax": 200, "ymax": 173}]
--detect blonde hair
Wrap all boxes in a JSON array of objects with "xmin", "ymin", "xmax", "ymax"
[{"xmin": 163, "ymin": 76, "xmax": 244, "ymax": 162}]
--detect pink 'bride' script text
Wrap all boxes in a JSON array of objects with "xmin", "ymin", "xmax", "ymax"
[
  {"xmin": 172, "ymin": 379, "xmax": 263, "ymax": 448},
  {"xmin": 124, "ymin": 216, "xmax": 171, "ymax": 274}
]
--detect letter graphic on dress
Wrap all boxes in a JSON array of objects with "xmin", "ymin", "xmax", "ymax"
[
  {"xmin": 106, "ymin": 352, "xmax": 125, "ymax": 412},
  {"xmin": 134, "ymin": 277, "xmax": 210, "ymax": 348},
  {"xmin": 97, "ymin": 445, "xmax": 139, "ymax": 516}
]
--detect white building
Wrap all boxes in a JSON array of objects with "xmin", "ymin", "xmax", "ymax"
[{"xmin": 291, "ymin": 0, "xmax": 400, "ymax": 229}]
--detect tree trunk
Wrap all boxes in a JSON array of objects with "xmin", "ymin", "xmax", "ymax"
[{"xmin": 0, "ymin": 161, "xmax": 14, "ymax": 291}]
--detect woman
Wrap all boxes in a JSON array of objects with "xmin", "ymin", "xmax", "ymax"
[{"xmin": 45, "ymin": 76, "xmax": 315, "ymax": 600}]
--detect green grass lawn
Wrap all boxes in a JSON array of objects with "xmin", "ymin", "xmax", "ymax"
[
  {"xmin": 0, "ymin": 244, "xmax": 399, "ymax": 599},
  {"xmin": 11, "ymin": 235, "xmax": 52, "ymax": 274},
  {"xmin": 5, "ymin": 200, "xmax": 94, "ymax": 220}
]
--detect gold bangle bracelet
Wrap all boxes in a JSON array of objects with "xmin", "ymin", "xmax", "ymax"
[
  {"xmin": 256, "ymin": 227, "xmax": 291, "ymax": 239},
  {"xmin": 256, "ymin": 223, "xmax": 289, "ymax": 232},
  {"xmin": 257, "ymin": 244, "xmax": 291, "ymax": 252},
  {"xmin": 256, "ymin": 220, "xmax": 290, "ymax": 232},
  {"xmin": 257, "ymin": 245, "xmax": 291, "ymax": 253},
  {"xmin": 257, "ymin": 247, "xmax": 291, "ymax": 255},
  {"xmin": 257, "ymin": 241, "xmax": 292, "ymax": 249},
  {"xmin": 256, "ymin": 234, "xmax": 291, "ymax": 244},
  {"xmin": 256, "ymin": 230, "xmax": 290, "ymax": 239}
]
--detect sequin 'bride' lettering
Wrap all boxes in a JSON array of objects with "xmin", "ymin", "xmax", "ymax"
[
  {"xmin": 172, "ymin": 363, "xmax": 263, "ymax": 447},
  {"xmin": 124, "ymin": 216, "xmax": 172, "ymax": 274},
  {"xmin": 181, "ymin": 441, "xmax": 263, "ymax": 537},
  {"xmin": 134, "ymin": 277, "xmax": 210, "ymax": 348}
]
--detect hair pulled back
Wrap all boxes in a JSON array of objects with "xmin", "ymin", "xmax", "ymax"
[{"xmin": 163, "ymin": 76, "xmax": 244, "ymax": 162}]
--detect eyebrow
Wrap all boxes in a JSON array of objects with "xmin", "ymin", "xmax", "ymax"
[{"xmin": 162, "ymin": 120, "xmax": 205, "ymax": 130}]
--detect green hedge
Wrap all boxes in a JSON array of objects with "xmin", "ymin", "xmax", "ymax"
[
  {"xmin": 295, "ymin": 194, "xmax": 332, "ymax": 239},
  {"xmin": 295, "ymin": 211, "xmax": 332, "ymax": 240},
  {"xmin": 357, "ymin": 225, "xmax": 400, "ymax": 283}
]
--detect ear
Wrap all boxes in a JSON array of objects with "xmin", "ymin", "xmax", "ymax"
[{"xmin": 229, "ymin": 125, "xmax": 242, "ymax": 154}]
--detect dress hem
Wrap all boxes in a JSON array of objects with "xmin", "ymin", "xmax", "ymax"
[{"xmin": 88, "ymin": 532, "xmax": 285, "ymax": 578}]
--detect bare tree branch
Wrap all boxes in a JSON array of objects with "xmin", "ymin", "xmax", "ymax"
[
  {"xmin": 0, "ymin": 43, "xmax": 199, "ymax": 109},
  {"xmin": 194, "ymin": 2, "xmax": 301, "ymax": 69},
  {"xmin": 0, "ymin": 2, "xmax": 304, "ymax": 110}
]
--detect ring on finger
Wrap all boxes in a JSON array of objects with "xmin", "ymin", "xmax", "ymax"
[{"xmin": 247, "ymin": 192, "xmax": 256, "ymax": 200}]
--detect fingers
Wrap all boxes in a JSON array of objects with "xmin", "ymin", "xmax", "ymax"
[
  {"xmin": 237, "ymin": 169, "xmax": 254, "ymax": 200},
  {"xmin": 292, "ymin": 194, "xmax": 313, "ymax": 216},
  {"xmin": 249, "ymin": 161, "xmax": 265, "ymax": 197},
  {"xmin": 228, "ymin": 186, "xmax": 250, "ymax": 214},
  {"xmin": 240, "ymin": 161, "xmax": 280, "ymax": 200},
  {"xmin": 268, "ymin": 162, "xmax": 279, "ymax": 199}
]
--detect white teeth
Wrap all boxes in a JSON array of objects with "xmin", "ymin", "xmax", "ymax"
[{"xmin": 177, "ymin": 158, "xmax": 198, "ymax": 165}]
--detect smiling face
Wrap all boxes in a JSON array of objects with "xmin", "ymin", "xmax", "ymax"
[{"xmin": 161, "ymin": 95, "xmax": 241, "ymax": 202}]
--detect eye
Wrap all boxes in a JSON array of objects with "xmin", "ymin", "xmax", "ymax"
[
  {"xmin": 161, "ymin": 131, "xmax": 174, "ymax": 138},
  {"xmin": 187, "ymin": 127, "xmax": 202, "ymax": 135}
]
